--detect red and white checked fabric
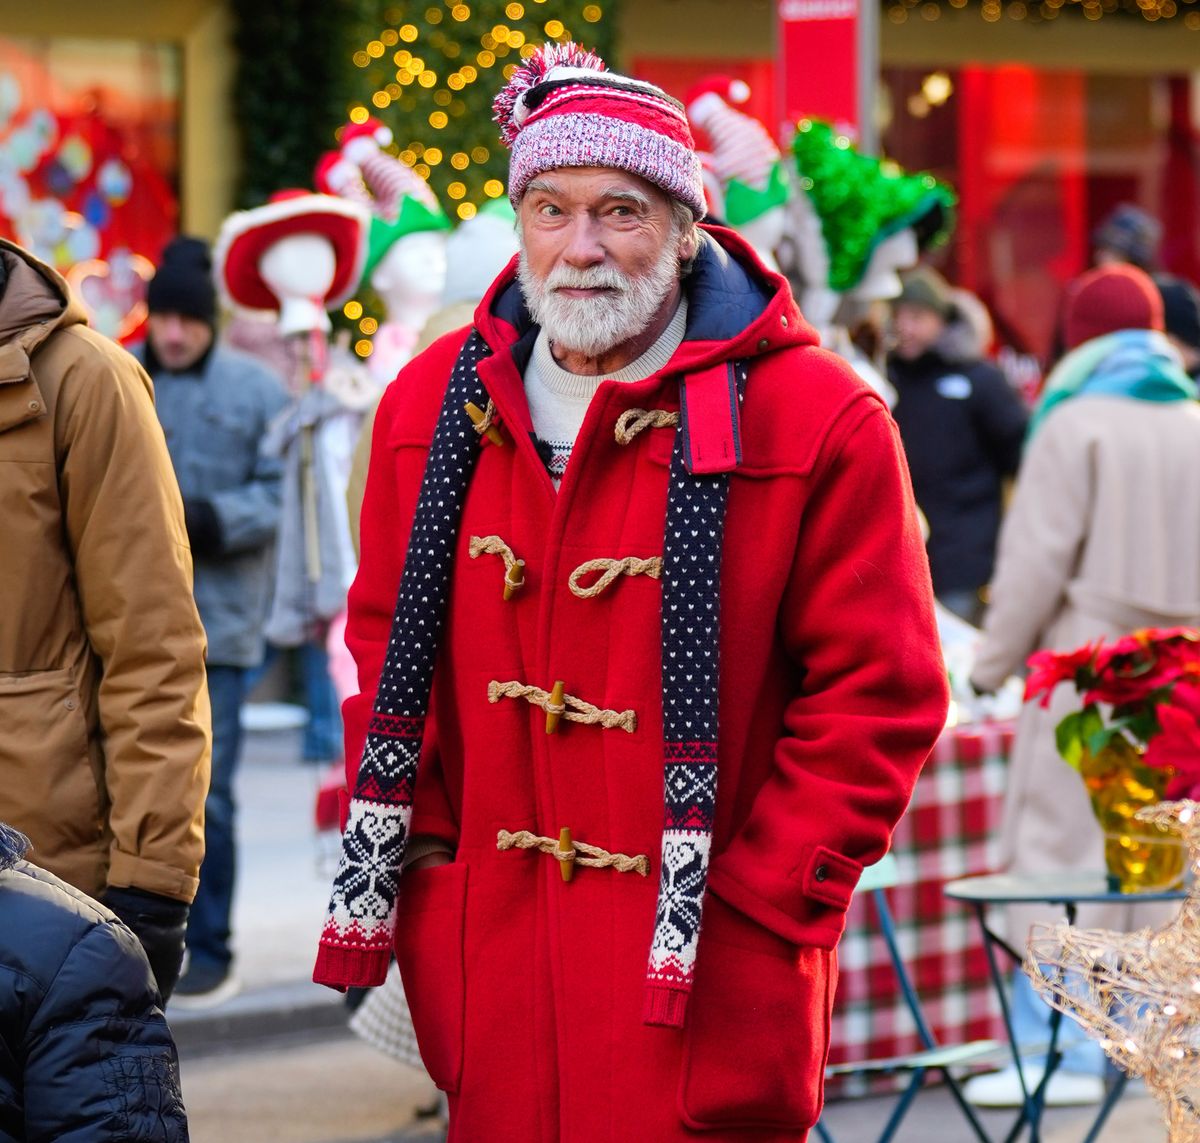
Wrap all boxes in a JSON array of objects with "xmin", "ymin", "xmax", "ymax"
[{"xmin": 826, "ymin": 720, "xmax": 1014, "ymax": 1091}]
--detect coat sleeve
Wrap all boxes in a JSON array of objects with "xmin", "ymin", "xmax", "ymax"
[
  {"xmin": 207, "ymin": 366, "xmax": 289, "ymax": 554},
  {"xmin": 56, "ymin": 332, "xmax": 210, "ymax": 902},
  {"xmin": 21, "ymin": 917, "xmax": 188, "ymax": 1143},
  {"xmin": 342, "ymin": 368, "xmax": 459, "ymax": 849},
  {"xmin": 706, "ymin": 401, "xmax": 949, "ymax": 949},
  {"xmin": 971, "ymin": 411, "xmax": 1090, "ymax": 691}
]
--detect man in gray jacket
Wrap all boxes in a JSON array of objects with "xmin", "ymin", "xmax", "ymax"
[{"xmin": 140, "ymin": 236, "xmax": 288, "ymax": 1005}]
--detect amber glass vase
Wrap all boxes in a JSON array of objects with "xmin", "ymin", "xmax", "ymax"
[{"xmin": 1079, "ymin": 738, "xmax": 1186, "ymax": 893}]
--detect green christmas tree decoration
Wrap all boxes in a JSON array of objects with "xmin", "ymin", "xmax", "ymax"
[{"xmin": 349, "ymin": 0, "xmax": 619, "ymax": 223}]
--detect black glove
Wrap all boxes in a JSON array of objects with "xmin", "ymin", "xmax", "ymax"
[
  {"xmin": 182, "ymin": 498, "xmax": 223, "ymax": 558},
  {"xmin": 102, "ymin": 887, "xmax": 189, "ymax": 1002}
]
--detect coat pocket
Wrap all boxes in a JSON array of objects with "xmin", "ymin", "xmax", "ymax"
[
  {"xmin": 393, "ymin": 861, "xmax": 469, "ymax": 1093},
  {"xmin": 678, "ymin": 893, "xmax": 837, "ymax": 1132},
  {"xmin": 0, "ymin": 668, "xmax": 100, "ymax": 865}
]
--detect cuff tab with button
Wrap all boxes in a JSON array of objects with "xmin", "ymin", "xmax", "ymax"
[{"xmin": 799, "ymin": 844, "xmax": 863, "ymax": 910}]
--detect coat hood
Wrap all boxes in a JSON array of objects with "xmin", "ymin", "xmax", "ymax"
[
  {"xmin": 0, "ymin": 239, "xmax": 88, "ymax": 358},
  {"xmin": 473, "ymin": 223, "xmax": 819, "ymax": 372}
]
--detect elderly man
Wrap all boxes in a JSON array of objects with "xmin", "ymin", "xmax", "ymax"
[{"xmin": 316, "ymin": 44, "xmax": 947, "ymax": 1141}]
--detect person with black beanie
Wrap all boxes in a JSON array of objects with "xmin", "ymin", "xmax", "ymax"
[{"xmin": 137, "ymin": 235, "xmax": 289, "ymax": 1006}]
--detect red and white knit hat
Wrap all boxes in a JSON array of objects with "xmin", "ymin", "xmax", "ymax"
[{"xmin": 494, "ymin": 42, "xmax": 706, "ymax": 219}]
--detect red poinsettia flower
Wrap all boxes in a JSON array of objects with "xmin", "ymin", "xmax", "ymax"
[
  {"xmin": 1085, "ymin": 629, "xmax": 1200, "ymax": 708},
  {"xmin": 1144, "ymin": 681, "xmax": 1200, "ymax": 798},
  {"xmin": 1025, "ymin": 644, "xmax": 1099, "ymax": 708}
]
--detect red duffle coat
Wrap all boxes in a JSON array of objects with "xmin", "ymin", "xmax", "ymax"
[{"xmin": 330, "ymin": 227, "xmax": 947, "ymax": 1141}]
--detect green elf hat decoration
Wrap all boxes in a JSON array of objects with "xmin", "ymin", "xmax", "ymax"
[
  {"xmin": 791, "ymin": 118, "xmax": 956, "ymax": 293},
  {"xmin": 362, "ymin": 196, "xmax": 452, "ymax": 281}
]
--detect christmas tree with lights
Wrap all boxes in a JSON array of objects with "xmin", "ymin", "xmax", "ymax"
[{"xmin": 348, "ymin": 0, "xmax": 618, "ymax": 222}]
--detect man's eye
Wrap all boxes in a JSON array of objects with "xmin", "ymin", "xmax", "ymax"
[
  {"xmin": 611, "ymin": 206, "xmax": 633, "ymax": 217},
  {"xmin": 539, "ymin": 203, "xmax": 562, "ymax": 216}
]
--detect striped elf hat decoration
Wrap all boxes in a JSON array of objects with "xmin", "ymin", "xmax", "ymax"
[
  {"xmin": 494, "ymin": 41, "xmax": 707, "ymax": 220},
  {"xmin": 685, "ymin": 76, "xmax": 790, "ymax": 228}
]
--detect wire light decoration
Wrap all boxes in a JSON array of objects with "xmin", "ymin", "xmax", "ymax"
[{"xmin": 1025, "ymin": 800, "xmax": 1200, "ymax": 1142}]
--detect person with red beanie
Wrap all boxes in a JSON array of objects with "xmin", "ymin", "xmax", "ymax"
[
  {"xmin": 966, "ymin": 263, "xmax": 1200, "ymax": 1108},
  {"xmin": 313, "ymin": 40, "xmax": 947, "ymax": 1141}
]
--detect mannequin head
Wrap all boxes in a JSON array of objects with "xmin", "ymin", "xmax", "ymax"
[
  {"xmin": 369, "ymin": 230, "xmax": 448, "ymax": 324},
  {"xmin": 258, "ymin": 233, "xmax": 337, "ymax": 334},
  {"xmin": 851, "ymin": 229, "xmax": 919, "ymax": 304},
  {"xmin": 736, "ymin": 208, "xmax": 786, "ymax": 274}
]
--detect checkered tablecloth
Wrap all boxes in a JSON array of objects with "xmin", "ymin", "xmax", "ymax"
[{"xmin": 826, "ymin": 720, "xmax": 1014, "ymax": 1086}]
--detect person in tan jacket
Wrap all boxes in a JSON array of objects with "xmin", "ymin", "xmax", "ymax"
[
  {"xmin": 968, "ymin": 263, "xmax": 1200, "ymax": 1108},
  {"xmin": 0, "ymin": 237, "xmax": 210, "ymax": 1001}
]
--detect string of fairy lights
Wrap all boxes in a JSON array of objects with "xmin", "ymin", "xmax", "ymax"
[
  {"xmin": 348, "ymin": 1, "xmax": 605, "ymax": 222},
  {"xmin": 886, "ymin": 0, "xmax": 1200, "ymax": 25},
  {"xmin": 339, "ymin": 2, "xmax": 611, "ymax": 355}
]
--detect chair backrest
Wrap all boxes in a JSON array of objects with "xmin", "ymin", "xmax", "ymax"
[{"xmin": 860, "ymin": 854, "xmax": 939, "ymax": 1051}]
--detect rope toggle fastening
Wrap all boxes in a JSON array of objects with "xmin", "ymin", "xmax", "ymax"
[
  {"xmin": 497, "ymin": 828, "xmax": 650, "ymax": 880},
  {"xmin": 487, "ymin": 679, "xmax": 636, "ymax": 734},
  {"xmin": 469, "ymin": 534, "xmax": 525, "ymax": 600}
]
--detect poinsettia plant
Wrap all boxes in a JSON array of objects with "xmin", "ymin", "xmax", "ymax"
[{"xmin": 1024, "ymin": 626, "xmax": 1200, "ymax": 799}]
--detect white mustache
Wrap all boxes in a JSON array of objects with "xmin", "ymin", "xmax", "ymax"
[{"xmin": 545, "ymin": 266, "xmax": 630, "ymax": 292}]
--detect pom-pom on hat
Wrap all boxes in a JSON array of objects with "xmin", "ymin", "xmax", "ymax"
[
  {"xmin": 494, "ymin": 41, "xmax": 706, "ymax": 219},
  {"xmin": 1063, "ymin": 263, "xmax": 1165, "ymax": 350},
  {"xmin": 214, "ymin": 190, "xmax": 369, "ymax": 315}
]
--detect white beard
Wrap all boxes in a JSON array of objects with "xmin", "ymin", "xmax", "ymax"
[{"xmin": 517, "ymin": 231, "xmax": 681, "ymax": 358}]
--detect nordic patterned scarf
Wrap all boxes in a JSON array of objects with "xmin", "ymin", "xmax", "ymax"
[{"xmin": 316, "ymin": 328, "xmax": 747, "ymax": 1030}]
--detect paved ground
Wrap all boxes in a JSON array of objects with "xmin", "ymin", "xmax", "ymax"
[{"xmin": 171, "ymin": 720, "xmax": 1168, "ymax": 1142}]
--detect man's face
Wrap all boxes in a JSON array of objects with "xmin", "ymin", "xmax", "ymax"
[
  {"xmin": 147, "ymin": 312, "xmax": 214, "ymax": 372},
  {"xmin": 890, "ymin": 303, "xmax": 946, "ymax": 361},
  {"xmin": 517, "ymin": 166, "xmax": 683, "ymax": 358}
]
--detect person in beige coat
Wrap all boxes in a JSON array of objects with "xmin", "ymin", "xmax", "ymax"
[
  {"xmin": 968, "ymin": 263, "xmax": 1200, "ymax": 1106},
  {"xmin": 0, "ymin": 237, "xmax": 211, "ymax": 1000}
]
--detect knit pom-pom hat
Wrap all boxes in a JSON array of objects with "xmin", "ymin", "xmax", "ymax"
[
  {"xmin": 1063, "ymin": 263, "xmax": 1164, "ymax": 351},
  {"xmin": 493, "ymin": 41, "xmax": 706, "ymax": 219}
]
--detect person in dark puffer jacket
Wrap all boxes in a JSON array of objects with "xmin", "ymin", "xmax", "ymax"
[{"xmin": 0, "ymin": 822, "xmax": 188, "ymax": 1142}]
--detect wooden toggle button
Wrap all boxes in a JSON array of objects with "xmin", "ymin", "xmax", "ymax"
[
  {"xmin": 558, "ymin": 827, "xmax": 575, "ymax": 883},
  {"xmin": 502, "ymin": 558, "xmax": 526, "ymax": 601},
  {"xmin": 464, "ymin": 400, "xmax": 504, "ymax": 447},
  {"xmin": 545, "ymin": 679, "xmax": 566, "ymax": 734}
]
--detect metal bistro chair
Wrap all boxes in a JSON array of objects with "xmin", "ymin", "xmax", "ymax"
[{"xmin": 814, "ymin": 853, "xmax": 1004, "ymax": 1143}]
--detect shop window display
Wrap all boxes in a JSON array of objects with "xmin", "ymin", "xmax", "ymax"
[
  {"xmin": 882, "ymin": 65, "xmax": 1200, "ymax": 363},
  {"xmin": 0, "ymin": 36, "xmax": 179, "ymax": 342}
]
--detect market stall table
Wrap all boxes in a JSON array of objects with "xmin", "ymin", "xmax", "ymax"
[{"xmin": 826, "ymin": 719, "xmax": 1013, "ymax": 1090}]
